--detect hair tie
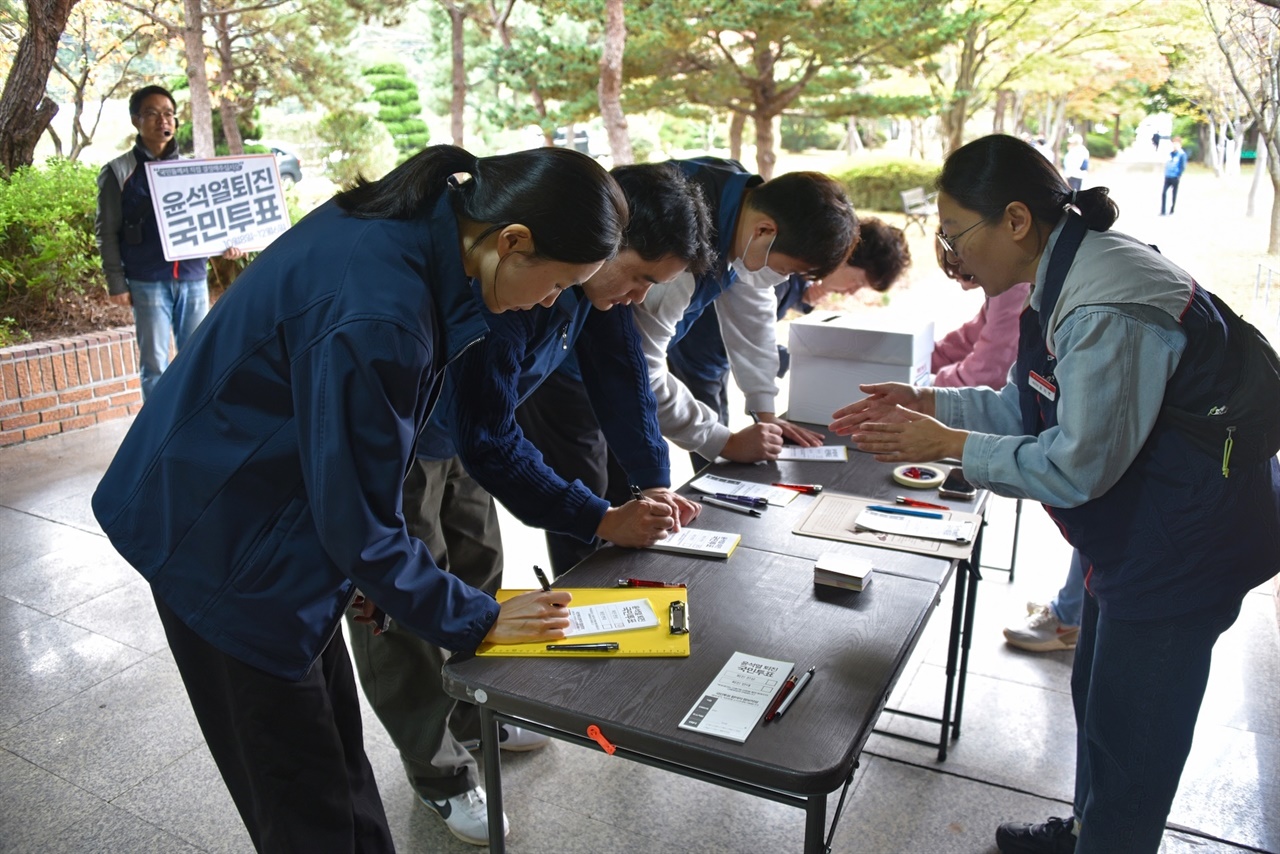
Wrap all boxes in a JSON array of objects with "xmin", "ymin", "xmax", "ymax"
[{"xmin": 446, "ymin": 174, "xmax": 463, "ymax": 190}]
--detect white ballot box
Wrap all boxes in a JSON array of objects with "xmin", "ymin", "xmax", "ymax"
[{"xmin": 787, "ymin": 312, "xmax": 934, "ymax": 424}]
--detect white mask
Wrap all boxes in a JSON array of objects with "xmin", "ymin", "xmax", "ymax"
[{"xmin": 730, "ymin": 233, "xmax": 787, "ymax": 288}]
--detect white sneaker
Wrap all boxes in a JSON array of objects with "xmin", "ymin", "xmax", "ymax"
[
  {"xmin": 421, "ymin": 786, "xmax": 509, "ymax": 846},
  {"xmin": 1003, "ymin": 603, "xmax": 1080, "ymax": 652},
  {"xmin": 460, "ymin": 724, "xmax": 551, "ymax": 753}
]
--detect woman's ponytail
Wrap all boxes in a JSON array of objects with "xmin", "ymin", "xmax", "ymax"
[{"xmin": 336, "ymin": 145, "xmax": 479, "ymax": 219}]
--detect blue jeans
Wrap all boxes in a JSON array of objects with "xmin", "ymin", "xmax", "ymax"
[
  {"xmin": 1050, "ymin": 550, "xmax": 1087, "ymax": 626},
  {"xmin": 128, "ymin": 277, "xmax": 209, "ymax": 399},
  {"xmin": 1071, "ymin": 592, "xmax": 1241, "ymax": 853}
]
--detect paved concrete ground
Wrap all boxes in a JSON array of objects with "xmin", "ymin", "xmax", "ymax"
[{"xmin": 1, "ymin": 411, "xmax": 1277, "ymax": 852}]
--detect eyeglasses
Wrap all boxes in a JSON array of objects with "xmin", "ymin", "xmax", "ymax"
[
  {"xmin": 139, "ymin": 110, "xmax": 176, "ymax": 122},
  {"xmin": 935, "ymin": 218, "xmax": 987, "ymax": 258}
]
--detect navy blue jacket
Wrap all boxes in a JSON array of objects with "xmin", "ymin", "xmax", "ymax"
[
  {"xmin": 92, "ymin": 195, "xmax": 499, "ymax": 680},
  {"xmin": 417, "ymin": 288, "xmax": 670, "ymax": 542}
]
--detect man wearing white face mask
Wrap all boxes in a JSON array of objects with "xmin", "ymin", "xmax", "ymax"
[{"xmin": 632, "ymin": 157, "xmax": 858, "ymax": 465}]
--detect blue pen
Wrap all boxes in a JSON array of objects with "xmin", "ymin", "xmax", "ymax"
[
  {"xmin": 867, "ymin": 504, "xmax": 944, "ymax": 519},
  {"xmin": 714, "ymin": 493, "xmax": 767, "ymax": 508}
]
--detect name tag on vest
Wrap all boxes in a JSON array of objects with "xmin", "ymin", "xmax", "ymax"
[{"xmin": 1029, "ymin": 370, "xmax": 1057, "ymax": 400}]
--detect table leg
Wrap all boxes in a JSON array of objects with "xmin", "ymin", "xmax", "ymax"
[
  {"xmin": 937, "ymin": 562, "xmax": 966, "ymax": 761},
  {"xmin": 479, "ymin": 706, "xmax": 506, "ymax": 853},
  {"xmin": 953, "ymin": 558, "xmax": 982, "ymax": 740},
  {"xmin": 804, "ymin": 793, "xmax": 828, "ymax": 854}
]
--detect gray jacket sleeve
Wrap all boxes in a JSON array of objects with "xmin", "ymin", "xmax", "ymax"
[{"xmin": 95, "ymin": 164, "xmax": 128, "ymax": 295}]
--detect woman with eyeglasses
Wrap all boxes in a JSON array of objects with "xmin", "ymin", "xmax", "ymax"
[
  {"xmin": 831, "ymin": 133, "xmax": 1280, "ymax": 854},
  {"xmin": 92, "ymin": 143, "xmax": 627, "ymax": 852}
]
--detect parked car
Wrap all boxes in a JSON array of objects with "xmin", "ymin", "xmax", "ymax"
[{"xmin": 270, "ymin": 146, "xmax": 302, "ymax": 187}]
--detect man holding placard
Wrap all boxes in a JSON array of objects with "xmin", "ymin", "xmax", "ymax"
[{"xmin": 95, "ymin": 85, "xmax": 244, "ymax": 399}]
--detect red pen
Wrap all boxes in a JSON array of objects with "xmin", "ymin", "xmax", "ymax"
[
  {"xmin": 763, "ymin": 673, "xmax": 799, "ymax": 723},
  {"xmin": 896, "ymin": 496, "xmax": 949, "ymax": 510},
  {"xmin": 617, "ymin": 578, "xmax": 687, "ymax": 588},
  {"xmin": 772, "ymin": 482, "xmax": 823, "ymax": 495}
]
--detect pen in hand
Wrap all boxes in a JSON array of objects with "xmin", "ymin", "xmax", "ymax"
[{"xmin": 532, "ymin": 564, "xmax": 553, "ymax": 593}]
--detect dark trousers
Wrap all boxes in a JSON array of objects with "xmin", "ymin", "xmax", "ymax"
[
  {"xmin": 347, "ymin": 456, "xmax": 504, "ymax": 801},
  {"xmin": 1160, "ymin": 176, "xmax": 1180, "ymax": 214},
  {"xmin": 155, "ymin": 594, "xmax": 394, "ymax": 854},
  {"xmin": 1070, "ymin": 592, "xmax": 1241, "ymax": 853},
  {"xmin": 516, "ymin": 371, "xmax": 630, "ymax": 577}
]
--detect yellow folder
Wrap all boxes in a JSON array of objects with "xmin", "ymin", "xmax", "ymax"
[{"xmin": 476, "ymin": 588, "xmax": 691, "ymax": 658}]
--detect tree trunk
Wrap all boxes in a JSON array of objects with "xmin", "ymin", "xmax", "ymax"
[
  {"xmin": 447, "ymin": 2, "xmax": 466, "ymax": 147},
  {"xmin": 0, "ymin": 0, "xmax": 82, "ymax": 174},
  {"xmin": 754, "ymin": 112, "xmax": 776, "ymax": 180},
  {"xmin": 728, "ymin": 111, "xmax": 744, "ymax": 162},
  {"xmin": 214, "ymin": 12, "xmax": 243, "ymax": 155},
  {"xmin": 992, "ymin": 90, "xmax": 1008, "ymax": 135},
  {"xmin": 1268, "ymin": 138, "xmax": 1280, "ymax": 254},
  {"xmin": 491, "ymin": 0, "xmax": 552, "ymax": 146},
  {"xmin": 1246, "ymin": 143, "xmax": 1265, "ymax": 218},
  {"xmin": 845, "ymin": 117, "xmax": 861, "ymax": 156},
  {"xmin": 597, "ymin": 0, "xmax": 632, "ymax": 164},
  {"xmin": 181, "ymin": 0, "xmax": 214, "ymax": 158}
]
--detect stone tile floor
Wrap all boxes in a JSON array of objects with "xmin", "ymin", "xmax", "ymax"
[{"xmin": 1, "ymin": 419, "xmax": 1276, "ymax": 853}]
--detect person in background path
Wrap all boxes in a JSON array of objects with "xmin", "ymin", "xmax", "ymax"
[
  {"xmin": 1160, "ymin": 136, "xmax": 1188, "ymax": 216},
  {"xmin": 1061, "ymin": 134, "xmax": 1088, "ymax": 193},
  {"xmin": 94, "ymin": 85, "xmax": 243, "ymax": 400}
]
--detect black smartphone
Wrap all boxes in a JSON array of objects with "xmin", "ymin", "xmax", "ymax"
[{"xmin": 939, "ymin": 468, "xmax": 977, "ymax": 500}]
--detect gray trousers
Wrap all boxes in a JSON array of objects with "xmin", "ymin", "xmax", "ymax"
[{"xmin": 346, "ymin": 455, "xmax": 504, "ymax": 801}]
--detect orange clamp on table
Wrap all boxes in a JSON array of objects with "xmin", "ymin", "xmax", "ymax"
[{"xmin": 586, "ymin": 724, "xmax": 616, "ymax": 755}]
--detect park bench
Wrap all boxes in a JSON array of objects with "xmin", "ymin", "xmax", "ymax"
[{"xmin": 900, "ymin": 186, "xmax": 938, "ymax": 234}]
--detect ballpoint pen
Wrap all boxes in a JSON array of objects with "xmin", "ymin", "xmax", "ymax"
[
  {"xmin": 546, "ymin": 642, "xmax": 619, "ymax": 652},
  {"xmin": 896, "ymin": 496, "xmax": 949, "ymax": 510},
  {"xmin": 714, "ymin": 493, "xmax": 768, "ymax": 508},
  {"xmin": 867, "ymin": 505, "xmax": 944, "ymax": 519},
  {"xmin": 772, "ymin": 482, "xmax": 823, "ymax": 495},
  {"xmin": 763, "ymin": 673, "xmax": 799, "ymax": 723},
  {"xmin": 532, "ymin": 564, "xmax": 553, "ymax": 592},
  {"xmin": 773, "ymin": 667, "xmax": 815, "ymax": 719},
  {"xmin": 701, "ymin": 496, "xmax": 762, "ymax": 517},
  {"xmin": 617, "ymin": 578, "xmax": 687, "ymax": 588}
]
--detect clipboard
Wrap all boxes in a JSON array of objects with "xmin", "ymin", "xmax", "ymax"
[{"xmin": 476, "ymin": 588, "xmax": 691, "ymax": 658}]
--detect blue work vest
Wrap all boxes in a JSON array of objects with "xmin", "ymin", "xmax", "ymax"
[{"xmin": 1016, "ymin": 214, "xmax": 1280, "ymax": 620}]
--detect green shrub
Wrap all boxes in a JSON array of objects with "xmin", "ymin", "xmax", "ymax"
[
  {"xmin": 781, "ymin": 117, "xmax": 844, "ymax": 152},
  {"xmin": 317, "ymin": 110, "xmax": 398, "ymax": 186},
  {"xmin": 829, "ymin": 156, "xmax": 943, "ymax": 213},
  {"xmin": 0, "ymin": 159, "xmax": 103, "ymax": 309},
  {"xmin": 1085, "ymin": 133, "xmax": 1116, "ymax": 160}
]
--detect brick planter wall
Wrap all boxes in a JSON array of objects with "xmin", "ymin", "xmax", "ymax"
[{"xmin": 0, "ymin": 328, "xmax": 142, "ymax": 447}]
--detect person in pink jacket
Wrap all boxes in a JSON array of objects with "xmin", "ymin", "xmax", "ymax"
[{"xmin": 930, "ymin": 243, "xmax": 1029, "ymax": 389}]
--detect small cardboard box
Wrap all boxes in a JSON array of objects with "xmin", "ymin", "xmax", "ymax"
[{"xmin": 786, "ymin": 312, "xmax": 934, "ymax": 424}]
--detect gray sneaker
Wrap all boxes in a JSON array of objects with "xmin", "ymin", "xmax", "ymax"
[
  {"xmin": 1003, "ymin": 603, "xmax": 1079, "ymax": 652},
  {"xmin": 421, "ymin": 786, "xmax": 509, "ymax": 846},
  {"xmin": 460, "ymin": 723, "xmax": 551, "ymax": 753}
]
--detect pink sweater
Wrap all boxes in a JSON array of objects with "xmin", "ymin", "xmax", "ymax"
[{"xmin": 930, "ymin": 282, "xmax": 1031, "ymax": 388}]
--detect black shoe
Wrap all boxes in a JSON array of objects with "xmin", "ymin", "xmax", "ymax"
[{"xmin": 995, "ymin": 816, "xmax": 1077, "ymax": 854}]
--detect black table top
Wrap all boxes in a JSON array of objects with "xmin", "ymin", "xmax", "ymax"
[
  {"xmin": 443, "ymin": 437, "xmax": 987, "ymax": 797},
  {"xmin": 443, "ymin": 543, "xmax": 941, "ymax": 795}
]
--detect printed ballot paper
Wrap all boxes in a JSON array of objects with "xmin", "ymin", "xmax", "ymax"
[
  {"xmin": 563, "ymin": 598, "xmax": 659, "ymax": 638},
  {"xmin": 679, "ymin": 651, "xmax": 794, "ymax": 742},
  {"xmin": 776, "ymin": 445, "xmax": 848, "ymax": 462}
]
